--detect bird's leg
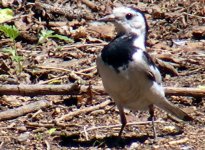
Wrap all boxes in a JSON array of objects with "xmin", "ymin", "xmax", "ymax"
[
  {"xmin": 149, "ymin": 104, "xmax": 157, "ymax": 140},
  {"xmin": 117, "ymin": 105, "xmax": 127, "ymax": 137}
]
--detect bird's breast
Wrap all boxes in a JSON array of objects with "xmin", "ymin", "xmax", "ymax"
[{"xmin": 97, "ymin": 56, "xmax": 153, "ymax": 110}]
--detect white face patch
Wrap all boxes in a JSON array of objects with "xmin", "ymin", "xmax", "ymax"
[
  {"xmin": 112, "ymin": 7, "xmax": 146, "ymax": 34},
  {"xmin": 111, "ymin": 7, "xmax": 147, "ymax": 51}
]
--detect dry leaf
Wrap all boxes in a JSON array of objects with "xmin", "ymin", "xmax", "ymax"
[{"xmin": 156, "ymin": 58, "xmax": 179, "ymax": 76}]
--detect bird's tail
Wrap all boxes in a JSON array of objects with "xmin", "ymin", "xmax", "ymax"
[{"xmin": 157, "ymin": 98, "xmax": 193, "ymax": 121}]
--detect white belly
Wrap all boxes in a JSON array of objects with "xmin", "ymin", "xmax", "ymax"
[{"xmin": 97, "ymin": 57, "xmax": 163, "ymax": 111}]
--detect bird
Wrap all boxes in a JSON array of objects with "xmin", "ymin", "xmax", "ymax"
[{"xmin": 96, "ymin": 6, "xmax": 192, "ymax": 138}]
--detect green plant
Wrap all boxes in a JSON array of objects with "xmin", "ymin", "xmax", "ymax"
[
  {"xmin": 38, "ymin": 29, "xmax": 74, "ymax": 43},
  {"xmin": 35, "ymin": 133, "xmax": 44, "ymax": 141},
  {"xmin": 0, "ymin": 24, "xmax": 23, "ymax": 73},
  {"xmin": 2, "ymin": 48, "xmax": 23, "ymax": 72},
  {"xmin": 0, "ymin": 24, "xmax": 20, "ymax": 41},
  {"xmin": 47, "ymin": 128, "xmax": 57, "ymax": 135}
]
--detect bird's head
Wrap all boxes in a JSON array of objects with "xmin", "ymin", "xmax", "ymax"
[{"xmin": 99, "ymin": 7, "xmax": 148, "ymax": 37}]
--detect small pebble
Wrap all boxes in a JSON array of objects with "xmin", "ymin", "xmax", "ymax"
[
  {"xmin": 17, "ymin": 126, "xmax": 27, "ymax": 132},
  {"xmin": 55, "ymin": 107, "xmax": 61, "ymax": 113},
  {"xmin": 129, "ymin": 142, "xmax": 139, "ymax": 150},
  {"xmin": 163, "ymin": 125, "xmax": 178, "ymax": 132},
  {"xmin": 90, "ymin": 109, "xmax": 105, "ymax": 115},
  {"xmin": 152, "ymin": 144, "xmax": 160, "ymax": 149},
  {"xmin": 17, "ymin": 132, "xmax": 30, "ymax": 142},
  {"xmin": 180, "ymin": 145, "xmax": 193, "ymax": 150}
]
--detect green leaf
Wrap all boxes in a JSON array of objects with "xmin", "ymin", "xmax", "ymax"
[
  {"xmin": 11, "ymin": 55, "xmax": 23, "ymax": 62},
  {"xmin": 38, "ymin": 29, "xmax": 54, "ymax": 43},
  {"xmin": 1, "ymin": 47, "xmax": 23, "ymax": 73},
  {"xmin": 40, "ymin": 30, "xmax": 54, "ymax": 39},
  {"xmin": 2, "ymin": 47, "xmax": 23, "ymax": 62},
  {"xmin": 52, "ymin": 34, "xmax": 74, "ymax": 43},
  {"xmin": 38, "ymin": 29, "xmax": 74, "ymax": 43},
  {"xmin": 0, "ymin": 24, "xmax": 20, "ymax": 41},
  {"xmin": 2, "ymin": 47, "xmax": 16, "ymax": 56},
  {"xmin": 47, "ymin": 128, "xmax": 56, "ymax": 135},
  {"xmin": 0, "ymin": 8, "xmax": 14, "ymax": 23}
]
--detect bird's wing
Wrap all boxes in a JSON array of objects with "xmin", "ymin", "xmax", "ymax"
[{"xmin": 132, "ymin": 49, "xmax": 162, "ymax": 84}]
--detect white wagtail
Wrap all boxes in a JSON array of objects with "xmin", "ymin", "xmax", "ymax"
[{"xmin": 96, "ymin": 7, "xmax": 192, "ymax": 138}]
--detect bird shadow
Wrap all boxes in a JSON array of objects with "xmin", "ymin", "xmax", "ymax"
[
  {"xmin": 59, "ymin": 134, "xmax": 149, "ymax": 148},
  {"xmin": 58, "ymin": 130, "xmax": 184, "ymax": 148}
]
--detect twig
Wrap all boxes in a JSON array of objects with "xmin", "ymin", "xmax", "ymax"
[
  {"xmin": 0, "ymin": 84, "xmax": 204, "ymax": 97},
  {"xmin": 35, "ymin": 2, "xmax": 93, "ymax": 20},
  {"xmin": 81, "ymin": 0, "xmax": 98, "ymax": 11},
  {"xmin": 77, "ymin": 66, "xmax": 96, "ymax": 73},
  {"xmin": 0, "ymin": 141, "xmax": 4, "ymax": 149},
  {"xmin": 32, "ymin": 109, "xmax": 43, "ymax": 118},
  {"xmin": 26, "ymin": 122, "xmax": 55, "ymax": 128},
  {"xmin": 179, "ymin": 67, "xmax": 204, "ymax": 76},
  {"xmin": 37, "ymin": 75, "xmax": 68, "ymax": 85},
  {"xmin": 84, "ymin": 126, "xmax": 89, "ymax": 140},
  {"xmin": 164, "ymin": 87, "xmax": 205, "ymax": 97},
  {"xmin": 52, "ymin": 120, "xmax": 165, "ymax": 138},
  {"xmin": 168, "ymin": 137, "xmax": 188, "ymax": 145},
  {"xmin": 82, "ymin": 120, "xmax": 165, "ymax": 133},
  {"xmin": 182, "ymin": 12, "xmax": 205, "ymax": 19},
  {"xmin": 0, "ymin": 100, "xmax": 50, "ymax": 121},
  {"xmin": 45, "ymin": 140, "xmax": 51, "ymax": 150},
  {"xmin": 86, "ymin": 81, "xmax": 93, "ymax": 104},
  {"xmin": 26, "ymin": 121, "xmax": 83, "ymax": 128},
  {"xmin": 56, "ymin": 99, "xmax": 111, "ymax": 123},
  {"xmin": 37, "ymin": 66, "xmax": 91, "ymax": 78},
  {"xmin": 52, "ymin": 130, "xmax": 80, "ymax": 137},
  {"xmin": 62, "ymin": 43, "xmax": 107, "ymax": 50}
]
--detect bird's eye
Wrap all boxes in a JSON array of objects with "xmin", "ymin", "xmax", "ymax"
[{"xmin": 125, "ymin": 13, "xmax": 133, "ymax": 20}]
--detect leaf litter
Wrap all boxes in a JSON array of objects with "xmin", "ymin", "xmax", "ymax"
[{"xmin": 0, "ymin": 0, "xmax": 204, "ymax": 149}]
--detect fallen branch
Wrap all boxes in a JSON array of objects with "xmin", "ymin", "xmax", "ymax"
[
  {"xmin": 0, "ymin": 84, "xmax": 204, "ymax": 97},
  {"xmin": 0, "ymin": 83, "xmax": 80, "ymax": 96},
  {"xmin": 0, "ymin": 100, "xmax": 50, "ymax": 121}
]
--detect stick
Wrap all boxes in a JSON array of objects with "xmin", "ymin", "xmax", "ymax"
[
  {"xmin": 37, "ymin": 66, "xmax": 91, "ymax": 77},
  {"xmin": 165, "ymin": 87, "xmax": 205, "ymax": 97},
  {"xmin": 62, "ymin": 43, "xmax": 107, "ymax": 50},
  {"xmin": 0, "ymin": 84, "xmax": 204, "ymax": 97},
  {"xmin": 0, "ymin": 100, "xmax": 50, "ymax": 121},
  {"xmin": 83, "ymin": 120, "xmax": 165, "ymax": 133},
  {"xmin": 56, "ymin": 99, "xmax": 111, "ymax": 123},
  {"xmin": 52, "ymin": 121, "xmax": 165, "ymax": 138},
  {"xmin": 35, "ymin": 2, "xmax": 93, "ymax": 20},
  {"xmin": 81, "ymin": 0, "xmax": 98, "ymax": 11}
]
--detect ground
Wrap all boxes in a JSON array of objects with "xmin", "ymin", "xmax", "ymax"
[{"xmin": 0, "ymin": 0, "xmax": 205, "ymax": 149}]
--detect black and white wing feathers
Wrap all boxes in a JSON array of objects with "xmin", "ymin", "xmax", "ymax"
[{"xmin": 101, "ymin": 34, "xmax": 137, "ymax": 72}]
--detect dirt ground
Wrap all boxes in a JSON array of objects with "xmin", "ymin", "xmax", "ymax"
[{"xmin": 0, "ymin": 0, "xmax": 205, "ymax": 149}]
